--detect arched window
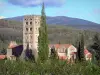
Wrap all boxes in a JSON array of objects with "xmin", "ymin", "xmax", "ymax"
[
  {"xmin": 30, "ymin": 28, "xmax": 32, "ymax": 31},
  {"xmin": 26, "ymin": 22, "xmax": 28, "ymax": 25},
  {"xmin": 30, "ymin": 22, "xmax": 32, "ymax": 25},
  {"xmin": 26, "ymin": 28, "xmax": 28, "ymax": 31}
]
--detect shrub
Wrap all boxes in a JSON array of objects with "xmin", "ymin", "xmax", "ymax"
[{"xmin": 0, "ymin": 60, "xmax": 100, "ymax": 75}]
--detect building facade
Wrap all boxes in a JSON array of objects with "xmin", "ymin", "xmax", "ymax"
[
  {"xmin": 7, "ymin": 41, "xmax": 17, "ymax": 60},
  {"xmin": 22, "ymin": 15, "xmax": 41, "ymax": 59},
  {"xmin": 84, "ymin": 48, "xmax": 92, "ymax": 61},
  {"xmin": 49, "ymin": 44, "xmax": 77, "ymax": 63}
]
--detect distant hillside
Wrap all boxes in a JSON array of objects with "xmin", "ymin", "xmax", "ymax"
[
  {"xmin": 0, "ymin": 19, "xmax": 100, "ymax": 49},
  {"xmin": 5, "ymin": 16, "xmax": 100, "ymax": 31},
  {"xmin": 0, "ymin": 19, "xmax": 99, "ymax": 43},
  {"xmin": 6, "ymin": 16, "xmax": 100, "ymax": 25}
]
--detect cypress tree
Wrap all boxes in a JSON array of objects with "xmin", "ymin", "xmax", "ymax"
[
  {"xmin": 80, "ymin": 33, "xmax": 85, "ymax": 61},
  {"xmin": 50, "ymin": 46, "xmax": 57, "ymax": 59},
  {"xmin": 38, "ymin": 3, "xmax": 49, "ymax": 63},
  {"xmin": 77, "ymin": 33, "xmax": 85, "ymax": 61},
  {"xmin": 77, "ymin": 41, "xmax": 81, "ymax": 61}
]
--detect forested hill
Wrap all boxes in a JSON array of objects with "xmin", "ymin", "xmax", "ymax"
[
  {"xmin": 6, "ymin": 16, "xmax": 100, "ymax": 25},
  {"xmin": 5, "ymin": 16, "xmax": 100, "ymax": 31},
  {"xmin": 0, "ymin": 19, "xmax": 100, "ymax": 50}
]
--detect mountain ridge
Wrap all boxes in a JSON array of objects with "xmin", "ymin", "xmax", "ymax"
[
  {"xmin": 2, "ymin": 15, "xmax": 100, "ymax": 31},
  {"xmin": 5, "ymin": 16, "xmax": 100, "ymax": 25}
]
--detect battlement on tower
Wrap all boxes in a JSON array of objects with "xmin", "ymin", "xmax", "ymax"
[{"xmin": 24, "ymin": 15, "xmax": 41, "ymax": 20}]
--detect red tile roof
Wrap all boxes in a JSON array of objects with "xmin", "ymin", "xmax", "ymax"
[
  {"xmin": 49, "ymin": 44, "xmax": 72, "ymax": 49},
  {"xmin": 0, "ymin": 55, "xmax": 6, "ymax": 60},
  {"xmin": 8, "ymin": 41, "xmax": 17, "ymax": 49},
  {"xmin": 84, "ymin": 49, "xmax": 90, "ymax": 55}
]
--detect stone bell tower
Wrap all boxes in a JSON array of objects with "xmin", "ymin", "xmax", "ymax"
[{"xmin": 22, "ymin": 15, "xmax": 41, "ymax": 60}]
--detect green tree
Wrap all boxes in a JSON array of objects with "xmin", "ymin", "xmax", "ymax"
[
  {"xmin": 50, "ymin": 46, "xmax": 57, "ymax": 59},
  {"xmin": 1, "ymin": 48, "xmax": 7, "ymax": 55},
  {"xmin": 38, "ymin": 3, "xmax": 49, "ymax": 63},
  {"xmin": 77, "ymin": 33, "xmax": 85, "ymax": 61},
  {"xmin": 90, "ymin": 33, "xmax": 100, "ymax": 60}
]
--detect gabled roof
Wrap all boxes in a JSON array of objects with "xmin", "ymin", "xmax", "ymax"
[
  {"xmin": 8, "ymin": 41, "xmax": 17, "ymax": 49},
  {"xmin": 0, "ymin": 55, "xmax": 6, "ymax": 60},
  {"xmin": 49, "ymin": 44, "xmax": 72, "ymax": 49},
  {"xmin": 84, "ymin": 49, "xmax": 91, "ymax": 55}
]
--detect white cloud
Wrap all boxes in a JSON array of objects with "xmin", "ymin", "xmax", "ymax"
[{"xmin": 8, "ymin": 0, "xmax": 66, "ymax": 7}]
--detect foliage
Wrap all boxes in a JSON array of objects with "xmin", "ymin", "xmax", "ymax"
[
  {"xmin": 0, "ymin": 20, "xmax": 99, "ymax": 47},
  {"xmin": 77, "ymin": 32, "xmax": 85, "ymax": 61},
  {"xmin": 50, "ymin": 46, "xmax": 58, "ymax": 59},
  {"xmin": 0, "ymin": 48, "xmax": 7, "ymax": 55},
  {"xmin": 38, "ymin": 3, "xmax": 49, "ymax": 63},
  {"xmin": 0, "ymin": 60, "xmax": 100, "ymax": 75},
  {"xmin": 88, "ymin": 33, "xmax": 100, "ymax": 65},
  {"xmin": 0, "ymin": 16, "xmax": 100, "ymax": 62}
]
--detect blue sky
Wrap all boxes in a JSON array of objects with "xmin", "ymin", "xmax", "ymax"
[{"xmin": 0, "ymin": 0, "xmax": 100, "ymax": 24}]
